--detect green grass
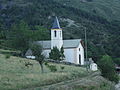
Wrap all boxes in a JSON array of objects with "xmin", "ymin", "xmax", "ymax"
[{"xmin": 0, "ymin": 54, "xmax": 87, "ymax": 90}]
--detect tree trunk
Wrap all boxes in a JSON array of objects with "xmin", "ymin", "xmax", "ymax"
[{"xmin": 39, "ymin": 62, "xmax": 44, "ymax": 73}]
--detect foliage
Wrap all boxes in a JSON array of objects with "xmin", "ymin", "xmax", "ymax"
[
  {"xmin": 49, "ymin": 47, "xmax": 61, "ymax": 60},
  {"xmin": 60, "ymin": 46, "xmax": 65, "ymax": 60},
  {"xmin": 5, "ymin": 54, "xmax": 10, "ymax": 59},
  {"xmin": 97, "ymin": 55, "xmax": 119, "ymax": 83},
  {"xmin": 45, "ymin": 62, "xmax": 57, "ymax": 72},
  {"xmin": 60, "ymin": 66, "xmax": 65, "ymax": 71},
  {"xmin": 49, "ymin": 47, "xmax": 65, "ymax": 61},
  {"xmin": 31, "ymin": 26, "xmax": 50, "ymax": 41},
  {"xmin": 113, "ymin": 58, "xmax": 120, "ymax": 66},
  {"xmin": 48, "ymin": 65, "xmax": 57, "ymax": 72},
  {"xmin": 0, "ymin": 0, "xmax": 120, "ymax": 60},
  {"xmin": 30, "ymin": 44, "xmax": 45, "ymax": 73},
  {"xmin": 6, "ymin": 21, "xmax": 31, "ymax": 54}
]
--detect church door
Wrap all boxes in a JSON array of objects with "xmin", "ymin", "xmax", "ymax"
[{"xmin": 79, "ymin": 54, "xmax": 81, "ymax": 65}]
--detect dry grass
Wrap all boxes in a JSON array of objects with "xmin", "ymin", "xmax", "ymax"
[{"xmin": 0, "ymin": 54, "xmax": 87, "ymax": 90}]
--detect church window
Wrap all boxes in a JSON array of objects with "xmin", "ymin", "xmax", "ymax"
[
  {"xmin": 54, "ymin": 31, "xmax": 57, "ymax": 37},
  {"xmin": 79, "ymin": 48, "xmax": 80, "ymax": 51}
]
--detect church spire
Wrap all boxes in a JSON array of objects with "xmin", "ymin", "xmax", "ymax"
[
  {"xmin": 51, "ymin": 16, "xmax": 61, "ymax": 29},
  {"xmin": 51, "ymin": 16, "xmax": 63, "ymax": 50}
]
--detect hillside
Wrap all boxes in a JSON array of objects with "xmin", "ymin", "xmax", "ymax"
[
  {"xmin": 0, "ymin": 0, "xmax": 120, "ymax": 59},
  {"xmin": 54, "ymin": 0, "xmax": 120, "ymax": 21},
  {"xmin": 0, "ymin": 54, "xmax": 114, "ymax": 90}
]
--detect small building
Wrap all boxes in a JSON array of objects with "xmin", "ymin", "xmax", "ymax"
[
  {"xmin": 89, "ymin": 58, "xmax": 98, "ymax": 71},
  {"xmin": 25, "ymin": 49, "xmax": 35, "ymax": 59},
  {"xmin": 26, "ymin": 17, "xmax": 85, "ymax": 65}
]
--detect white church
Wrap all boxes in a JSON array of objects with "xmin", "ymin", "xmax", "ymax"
[{"xmin": 26, "ymin": 17, "xmax": 85, "ymax": 65}]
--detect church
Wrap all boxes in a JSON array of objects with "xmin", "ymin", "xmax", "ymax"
[{"xmin": 26, "ymin": 17, "xmax": 85, "ymax": 65}]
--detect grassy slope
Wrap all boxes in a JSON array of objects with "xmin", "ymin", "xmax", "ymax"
[
  {"xmin": 0, "ymin": 53, "xmax": 115, "ymax": 90},
  {"xmin": 54, "ymin": 0, "xmax": 120, "ymax": 21},
  {"xmin": 0, "ymin": 54, "xmax": 88, "ymax": 90}
]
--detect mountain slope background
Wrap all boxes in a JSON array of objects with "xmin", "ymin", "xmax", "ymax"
[
  {"xmin": 54, "ymin": 0, "xmax": 120, "ymax": 21},
  {"xmin": 0, "ymin": 0, "xmax": 120, "ymax": 61}
]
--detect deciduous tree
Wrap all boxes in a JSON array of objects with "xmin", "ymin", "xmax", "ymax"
[
  {"xmin": 97, "ymin": 55, "xmax": 119, "ymax": 83},
  {"xmin": 30, "ymin": 44, "xmax": 45, "ymax": 73}
]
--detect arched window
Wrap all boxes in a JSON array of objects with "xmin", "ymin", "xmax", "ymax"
[{"xmin": 54, "ymin": 31, "xmax": 57, "ymax": 37}]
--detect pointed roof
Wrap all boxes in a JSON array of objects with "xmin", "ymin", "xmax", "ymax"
[
  {"xmin": 25, "ymin": 49, "xmax": 33, "ymax": 56},
  {"xmin": 51, "ymin": 16, "xmax": 61, "ymax": 29}
]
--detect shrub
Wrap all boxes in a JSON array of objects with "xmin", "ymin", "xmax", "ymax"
[
  {"xmin": 44, "ymin": 61, "xmax": 48, "ymax": 66},
  {"xmin": 5, "ymin": 54, "xmax": 11, "ymax": 59},
  {"xmin": 60, "ymin": 66, "xmax": 65, "ymax": 71},
  {"xmin": 97, "ymin": 55, "xmax": 119, "ymax": 83},
  {"xmin": 48, "ymin": 65, "xmax": 57, "ymax": 72}
]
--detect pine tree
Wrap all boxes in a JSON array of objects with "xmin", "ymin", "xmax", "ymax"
[
  {"xmin": 60, "ymin": 46, "xmax": 65, "ymax": 60},
  {"xmin": 49, "ymin": 47, "xmax": 61, "ymax": 60},
  {"xmin": 7, "ymin": 21, "xmax": 31, "ymax": 54}
]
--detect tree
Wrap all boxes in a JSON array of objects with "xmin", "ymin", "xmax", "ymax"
[
  {"xmin": 49, "ymin": 46, "xmax": 65, "ymax": 61},
  {"xmin": 7, "ymin": 21, "xmax": 31, "ymax": 54},
  {"xmin": 60, "ymin": 46, "xmax": 65, "ymax": 60},
  {"xmin": 30, "ymin": 44, "xmax": 45, "ymax": 73},
  {"xmin": 49, "ymin": 47, "xmax": 61, "ymax": 60},
  {"xmin": 32, "ymin": 26, "xmax": 50, "ymax": 41},
  {"xmin": 97, "ymin": 55, "xmax": 119, "ymax": 83}
]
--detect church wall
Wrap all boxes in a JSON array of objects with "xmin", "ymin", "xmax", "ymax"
[
  {"xmin": 64, "ymin": 48, "xmax": 76, "ymax": 63},
  {"xmin": 51, "ymin": 29, "xmax": 63, "ymax": 50},
  {"xmin": 42, "ymin": 49, "xmax": 51, "ymax": 58},
  {"xmin": 76, "ymin": 43, "xmax": 84, "ymax": 65}
]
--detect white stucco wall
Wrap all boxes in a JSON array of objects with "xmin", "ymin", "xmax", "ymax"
[
  {"xmin": 42, "ymin": 49, "xmax": 51, "ymax": 58},
  {"xmin": 90, "ymin": 63, "xmax": 98, "ymax": 71},
  {"xmin": 39, "ymin": 42, "xmax": 84, "ymax": 65},
  {"xmin": 51, "ymin": 29, "xmax": 63, "ymax": 50},
  {"xmin": 26, "ymin": 56, "xmax": 35, "ymax": 59},
  {"xmin": 76, "ymin": 43, "xmax": 84, "ymax": 65},
  {"xmin": 64, "ymin": 48, "xmax": 76, "ymax": 63}
]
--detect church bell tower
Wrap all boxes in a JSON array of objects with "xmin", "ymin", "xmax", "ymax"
[{"xmin": 51, "ymin": 17, "xmax": 63, "ymax": 50}]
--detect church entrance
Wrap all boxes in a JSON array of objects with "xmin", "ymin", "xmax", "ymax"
[{"xmin": 79, "ymin": 54, "xmax": 81, "ymax": 65}]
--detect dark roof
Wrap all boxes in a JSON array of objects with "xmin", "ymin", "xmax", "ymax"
[
  {"xmin": 36, "ymin": 39, "xmax": 81, "ymax": 49},
  {"xmin": 51, "ymin": 17, "xmax": 61, "ymax": 29}
]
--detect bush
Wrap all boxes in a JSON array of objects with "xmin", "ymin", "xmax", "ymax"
[
  {"xmin": 5, "ymin": 54, "xmax": 11, "ymax": 59},
  {"xmin": 97, "ymin": 55, "xmax": 119, "ymax": 83},
  {"xmin": 44, "ymin": 61, "xmax": 49, "ymax": 66},
  {"xmin": 47, "ymin": 64, "xmax": 57, "ymax": 72},
  {"xmin": 60, "ymin": 66, "xmax": 65, "ymax": 71}
]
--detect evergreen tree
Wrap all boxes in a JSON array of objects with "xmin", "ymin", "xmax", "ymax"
[
  {"xmin": 60, "ymin": 46, "xmax": 65, "ymax": 60},
  {"xmin": 7, "ymin": 21, "xmax": 31, "ymax": 54},
  {"xmin": 49, "ymin": 47, "xmax": 61, "ymax": 60},
  {"xmin": 31, "ymin": 26, "xmax": 50, "ymax": 41},
  {"xmin": 49, "ymin": 46, "xmax": 65, "ymax": 61}
]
